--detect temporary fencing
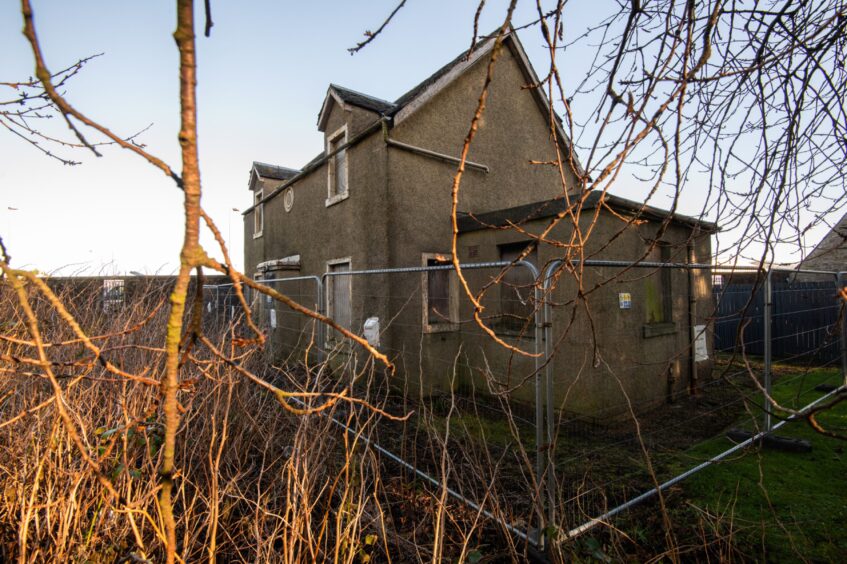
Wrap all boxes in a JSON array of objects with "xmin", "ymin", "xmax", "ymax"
[{"xmin": 205, "ymin": 261, "xmax": 847, "ymax": 551}]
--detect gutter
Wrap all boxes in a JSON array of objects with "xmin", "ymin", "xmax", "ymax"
[
  {"xmin": 244, "ymin": 115, "xmax": 491, "ymax": 215},
  {"xmin": 384, "ymin": 138, "xmax": 489, "ymax": 173}
]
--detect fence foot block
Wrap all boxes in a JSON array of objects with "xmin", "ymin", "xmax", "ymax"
[{"xmin": 726, "ymin": 429, "xmax": 812, "ymax": 453}]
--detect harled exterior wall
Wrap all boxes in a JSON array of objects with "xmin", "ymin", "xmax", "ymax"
[
  {"xmin": 376, "ymin": 208, "xmax": 715, "ymax": 419},
  {"xmin": 242, "ymin": 39, "xmax": 715, "ymax": 418},
  {"xmin": 244, "ymin": 102, "xmax": 391, "ymax": 355}
]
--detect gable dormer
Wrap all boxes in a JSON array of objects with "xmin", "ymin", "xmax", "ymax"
[
  {"xmin": 248, "ymin": 162, "xmax": 300, "ymax": 193},
  {"xmin": 317, "ymin": 84, "xmax": 395, "ymax": 136}
]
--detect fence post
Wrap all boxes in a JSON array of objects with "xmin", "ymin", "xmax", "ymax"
[
  {"xmin": 762, "ymin": 268, "xmax": 773, "ymax": 432},
  {"xmin": 839, "ymin": 272, "xmax": 847, "ymax": 388},
  {"xmin": 542, "ymin": 261, "xmax": 560, "ymax": 540},
  {"xmin": 519, "ymin": 260, "xmax": 546, "ymax": 549},
  {"xmin": 320, "ymin": 272, "xmax": 329, "ymax": 364}
]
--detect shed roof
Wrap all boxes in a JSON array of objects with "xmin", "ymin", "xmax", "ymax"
[{"xmin": 457, "ymin": 192, "xmax": 718, "ymax": 233}]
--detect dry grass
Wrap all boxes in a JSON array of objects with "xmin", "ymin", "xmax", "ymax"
[
  {"xmin": 4, "ymin": 277, "xmax": 832, "ymax": 563},
  {"xmin": 0, "ymin": 279, "xmax": 388, "ymax": 562},
  {"xmin": 0, "ymin": 278, "xmax": 544, "ymax": 563}
]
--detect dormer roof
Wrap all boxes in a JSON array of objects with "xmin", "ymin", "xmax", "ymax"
[
  {"xmin": 317, "ymin": 84, "xmax": 397, "ymax": 131},
  {"xmin": 316, "ymin": 32, "xmax": 500, "ymax": 131},
  {"xmin": 248, "ymin": 161, "xmax": 300, "ymax": 191}
]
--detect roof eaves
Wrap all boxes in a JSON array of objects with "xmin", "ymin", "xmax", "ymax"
[
  {"xmin": 457, "ymin": 193, "xmax": 718, "ymax": 233},
  {"xmin": 317, "ymin": 87, "xmax": 351, "ymax": 132},
  {"xmin": 593, "ymin": 193, "xmax": 719, "ymax": 232}
]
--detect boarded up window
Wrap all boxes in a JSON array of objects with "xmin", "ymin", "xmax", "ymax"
[
  {"xmin": 327, "ymin": 260, "xmax": 352, "ymax": 330},
  {"xmin": 328, "ymin": 128, "xmax": 348, "ymax": 197},
  {"xmin": 498, "ymin": 242, "xmax": 537, "ymax": 333},
  {"xmin": 422, "ymin": 253, "xmax": 458, "ymax": 332},
  {"xmin": 427, "ymin": 258, "xmax": 451, "ymax": 324},
  {"xmin": 253, "ymin": 188, "xmax": 263, "ymax": 236},
  {"xmin": 645, "ymin": 243, "xmax": 673, "ymax": 324}
]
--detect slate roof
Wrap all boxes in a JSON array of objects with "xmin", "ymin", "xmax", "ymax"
[
  {"xmin": 327, "ymin": 33, "xmax": 496, "ymax": 118},
  {"xmin": 457, "ymin": 192, "xmax": 718, "ymax": 233},
  {"xmin": 253, "ymin": 162, "xmax": 300, "ymax": 181},
  {"xmin": 391, "ymin": 39, "xmax": 488, "ymax": 110},
  {"xmin": 329, "ymin": 84, "xmax": 396, "ymax": 115},
  {"xmin": 250, "ymin": 28, "xmax": 582, "ymax": 209}
]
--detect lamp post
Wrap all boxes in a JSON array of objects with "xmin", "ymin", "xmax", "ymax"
[{"xmin": 227, "ymin": 207, "xmax": 240, "ymax": 254}]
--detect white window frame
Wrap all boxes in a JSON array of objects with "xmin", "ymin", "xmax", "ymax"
[
  {"xmin": 421, "ymin": 252, "xmax": 459, "ymax": 333},
  {"xmin": 326, "ymin": 257, "xmax": 353, "ymax": 337},
  {"xmin": 253, "ymin": 188, "xmax": 264, "ymax": 238},
  {"xmin": 325, "ymin": 124, "xmax": 349, "ymax": 207}
]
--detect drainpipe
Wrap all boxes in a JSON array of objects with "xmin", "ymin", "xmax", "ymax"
[{"xmin": 687, "ymin": 241, "xmax": 698, "ymax": 395}]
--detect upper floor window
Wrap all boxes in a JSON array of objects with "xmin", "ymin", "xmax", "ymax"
[
  {"xmin": 326, "ymin": 125, "xmax": 349, "ymax": 206},
  {"xmin": 253, "ymin": 188, "xmax": 263, "ymax": 238}
]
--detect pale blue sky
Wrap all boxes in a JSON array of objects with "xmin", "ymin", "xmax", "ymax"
[
  {"xmin": 4, "ymin": 1, "xmax": 588, "ymax": 273},
  {"xmin": 0, "ymin": 1, "xmax": 833, "ymax": 273}
]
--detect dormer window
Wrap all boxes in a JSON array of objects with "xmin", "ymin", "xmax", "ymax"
[
  {"xmin": 326, "ymin": 125, "xmax": 349, "ymax": 206},
  {"xmin": 253, "ymin": 188, "xmax": 263, "ymax": 238}
]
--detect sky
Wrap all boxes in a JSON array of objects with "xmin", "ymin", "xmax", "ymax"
[{"xmin": 0, "ymin": 1, "xmax": 837, "ymax": 274}]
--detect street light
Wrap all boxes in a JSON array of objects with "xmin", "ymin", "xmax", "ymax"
[{"xmin": 227, "ymin": 207, "xmax": 240, "ymax": 254}]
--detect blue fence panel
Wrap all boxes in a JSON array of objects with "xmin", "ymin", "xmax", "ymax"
[{"xmin": 713, "ymin": 281, "xmax": 841, "ymax": 364}]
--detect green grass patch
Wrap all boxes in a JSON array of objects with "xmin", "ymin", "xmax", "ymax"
[
  {"xmin": 425, "ymin": 409, "xmax": 536, "ymax": 450},
  {"xmin": 672, "ymin": 367, "xmax": 846, "ymax": 561}
]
